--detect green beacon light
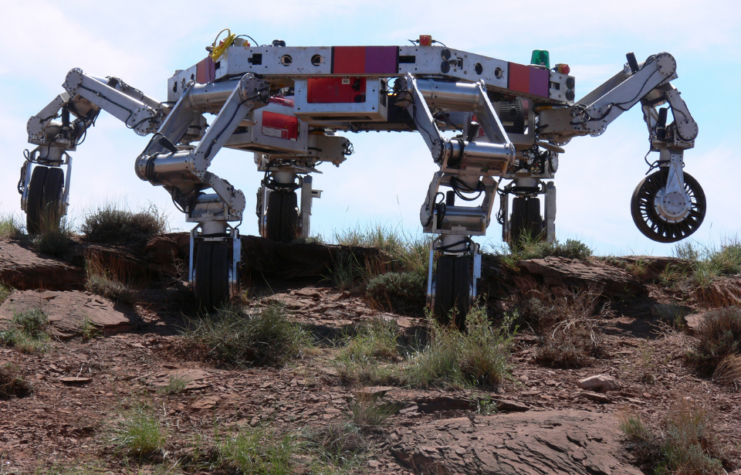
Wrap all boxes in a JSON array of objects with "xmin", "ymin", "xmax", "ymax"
[{"xmin": 530, "ymin": 50, "xmax": 550, "ymax": 69}]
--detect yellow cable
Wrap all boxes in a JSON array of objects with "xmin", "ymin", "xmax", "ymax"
[{"xmin": 210, "ymin": 28, "xmax": 236, "ymax": 62}]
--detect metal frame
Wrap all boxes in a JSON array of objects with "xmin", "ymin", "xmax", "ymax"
[{"xmin": 18, "ymin": 40, "xmax": 702, "ymax": 311}]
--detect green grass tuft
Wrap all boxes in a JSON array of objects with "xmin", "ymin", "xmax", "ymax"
[
  {"xmin": 0, "ymin": 307, "xmax": 51, "ymax": 354},
  {"xmin": 335, "ymin": 318, "xmax": 401, "ymax": 385},
  {"xmin": 670, "ymin": 239, "xmax": 741, "ymax": 289},
  {"xmin": 366, "ymin": 271, "xmax": 426, "ymax": 315},
  {"xmin": 216, "ymin": 427, "xmax": 294, "ymax": 474},
  {"xmin": 180, "ymin": 304, "xmax": 311, "ymax": 368},
  {"xmin": 406, "ymin": 306, "xmax": 516, "ymax": 389},
  {"xmin": 0, "ymin": 213, "xmax": 24, "ymax": 240},
  {"xmin": 107, "ymin": 400, "xmax": 167, "ymax": 459},
  {"xmin": 0, "ymin": 283, "xmax": 13, "ymax": 305}
]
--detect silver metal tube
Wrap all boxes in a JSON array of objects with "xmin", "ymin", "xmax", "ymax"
[
  {"xmin": 462, "ymin": 142, "xmax": 512, "ymax": 161},
  {"xmin": 417, "ymin": 79, "xmax": 482, "ymax": 109},
  {"xmin": 186, "ymin": 80, "xmax": 241, "ymax": 112}
]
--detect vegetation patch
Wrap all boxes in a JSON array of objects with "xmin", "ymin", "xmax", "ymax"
[
  {"xmin": 664, "ymin": 240, "xmax": 741, "ymax": 291},
  {"xmin": 619, "ymin": 400, "xmax": 728, "ymax": 474},
  {"xmin": 180, "ymin": 303, "xmax": 311, "ymax": 368},
  {"xmin": 0, "ymin": 283, "xmax": 13, "ymax": 305},
  {"xmin": 307, "ymin": 421, "xmax": 366, "ymax": 470},
  {"xmin": 157, "ymin": 374, "xmax": 190, "ymax": 395},
  {"xmin": 0, "ymin": 363, "xmax": 33, "ymax": 400},
  {"xmin": 0, "ymin": 213, "xmax": 23, "ymax": 240},
  {"xmin": 406, "ymin": 306, "xmax": 516, "ymax": 389},
  {"xmin": 84, "ymin": 255, "xmax": 138, "ymax": 305},
  {"xmin": 495, "ymin": 233, "xmax": 593, "ymax": 268},
  {"xmin": 215, "ymin": 426, "xmax": 294, "ymax": 474},
  {"xmin": 521, "ymin": 287, "xmax": 609, "ymax": 369},
  {"xmin": 713, "ymin": 354, "xmax": 741, "ymax": 387},
  {"xmin": 366, "ymin": 271, "xmax": 426, "ymax": 315},
  {"xmin": 32, "ymin": 212, "xmax": 72, "ymax": 257},
  {"xmin": 0, "ymin": 307, "xmax": 51, "ymax": 354},
  {"xmin": 688, "ymin": 306, "xmax": 741, "ymax": 374},
  {"xmin": 335, "ymin": 318, "xmax": 401, "ymax": 386},
  {"xmin": 106, "ymin": 400, "xmax": 167, "ymax": 459},
  {"xmin": 81, "ymin": 203, "xmax": 166, "ymax": 247}
]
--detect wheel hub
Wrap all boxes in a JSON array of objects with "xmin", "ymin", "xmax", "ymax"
[{"xmin": 654, "ymin": 187, "xmax": 690, "ymax": 222}]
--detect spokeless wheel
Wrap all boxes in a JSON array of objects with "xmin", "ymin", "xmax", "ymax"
[
  {"xmin": 434, "ymin": 255, "xmax": 471, "ymax": 329},
  {"xmin": 631, "ymin": 170, "xmax": 706, "ymax": 243},
  {"xmin": 26, "ymin": 166, "xmax": 64, "ymax": 234},
  {"xmin": 509, "ymin": 197, "xmax": 543, "ymax": 248},
  {"xmin": 194, "ymin": 241, "xmax": 230, "ymax": 311},
  {"xmin": 266, "ymin": 190, "xmax": 298, "ymax": 243}
]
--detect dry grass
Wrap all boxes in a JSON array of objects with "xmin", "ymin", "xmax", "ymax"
[
  {"xmin": 521, "ymin": 287, "xmax": 611, "ymax": 369},
  {"xmin": 0, "ymin": 363, "xmax": 33, "ymax": 400},
  {"xmin": 335, "ymin": 318, "xmax": 401, "ymax": 386},
  {"xmin": 688, "ymin": 306, "xmax": 741, "ymax": 375},
  {"xmin": 308, "ymin": 421, "xmax": 366, "ymax": 470},
  {"xmin": 32, "ymin": 209, "xmax": 72, "ymax": 257},
  {"xmin": 492, "ymin": 233, "xmax": 592, "ymax": 268},
  {"xmin": 0, "ymin": 213, "xmax": 24, "ymax": 240},
  {"xmin": 0, "ymin": 307, "xmax": 51, "ymax": 354},
  {"xmin": 670, "ymin": 239, "xmax": 741, "ymax": 290},
  {"xmin": 84, "ymin": 254, "xmax": 138, "ymax": 305},
  {"xmin": 712, "ymin": 354, "xmax": 741, "ymax": 387},
  {"xmin": 81, "ymin": 203, "xmax": 166, "ymax": 247},
  {"xmin": 365, "ymin": 271, "xmax": 426, "ymax": 315},
  {"xmin": 349, "ymin": 394, "xmax": 398, "ymax": 427}
]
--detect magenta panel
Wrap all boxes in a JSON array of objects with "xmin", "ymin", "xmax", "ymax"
[
  {"xmin": 529, "ymin": 67, "xmax": 549, "ymax": 97},
  {"xmin": 365, "ymin": 46, "xmax": 398, "ymax": 74}
]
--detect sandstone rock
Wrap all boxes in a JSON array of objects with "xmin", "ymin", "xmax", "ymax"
[
  {"xmin": 518, "ymin": 257, "xmax": 646, "ymax": 297},
  {"xmin": 581, "ymin": 391, "xmax": 613, "ymax": 403},
  {"xmin": 693, "ymin": 277, "xmax": 741, "ymax": 307},
  {"xmin": 60, "ymin": 377, "xmax": 92, "ymax": 385},
  {"xmin": 355, "ymin": 386, "xmax": 394, "ymax": 400},
  {"xmin": 684, "ymin": 312, "xmax": 706, "ymax": 333},
  {"xmin": 0, "ymin": 290, "xmax": 140, "ymax": 337},
  {"xmin": 0, "ymin": 241, "xmax": 83, "ymax": 291},
  {"xmin": 605, "ymin": 255, "xmax": 685, "ymax": 282},
  {"xmin": 391, "ymin": 410, "xmax": 641, "ymax": 474},
  {"xmin": 578, "ymin": 374, "xmax": 620, "ymax": 393},
  {"xmin": 495, "ymin": 399, "xmax": 530, "ymax": 412},
  {"xmin": 413, "ymin": 396, "xmax": 474, "ymax": 413}
]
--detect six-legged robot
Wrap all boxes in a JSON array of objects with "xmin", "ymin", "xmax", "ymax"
[{"xmin": 19, "ymin": 33, "xmax": 702, "ymax": 322}]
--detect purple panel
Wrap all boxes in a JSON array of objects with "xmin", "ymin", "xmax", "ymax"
[
  {"xmin": 365, "ymin": 46, "xmax": 398, "ymax": 74},
  {"xmin": 529, "ymin": 67, "xmax": 549, "ymax": 97}
]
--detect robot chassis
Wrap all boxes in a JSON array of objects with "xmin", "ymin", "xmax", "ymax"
[{"xmin": 19, "ymin": 35, "xmax": 703, "ymax": 320}]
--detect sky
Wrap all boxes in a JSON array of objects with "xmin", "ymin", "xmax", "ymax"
[{"xmin": 1, "ymin": 0, "xmax": 739, "ymax": 256}]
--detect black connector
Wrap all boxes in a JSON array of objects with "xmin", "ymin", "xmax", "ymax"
[
  {"xmin": 158, "ymin": 137, "xmax": 179, "ymax": 154},
  {"xmin": 626, "ymin": 52, "xmax": 639, "ymax": 73}
]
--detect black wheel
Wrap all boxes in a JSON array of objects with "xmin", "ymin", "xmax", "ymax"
[
  {"xmin": 26, "ymin": 166, "xmax": 64, "ymax": 234},
  {"xmin": 434, "ymin": 255, "xmax": 471, "ymax": 329},
  {"xmin": 194, "ymin": 242, "xmax": 230, "ymax": 311},
  {"xmin": 509, "ymin": 197, "xmax": 543, "ymax": 248},
  {"xmin": 631, "ymin": 170, "xmax": 706, "ymax": 243},
  {"xmin": 266, "ymin": 190, "xmax": 298, "ymax": 242}
]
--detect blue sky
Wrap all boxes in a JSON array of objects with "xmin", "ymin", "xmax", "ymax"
[{"xmin": 1, "ymin": 0, "xmax": 738, "ymax": 256}]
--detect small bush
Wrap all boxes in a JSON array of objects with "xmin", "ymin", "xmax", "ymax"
[
  {"xmin": 366, "ymin": 271, "xmax": 426, "ymax": 315},
  {"xmin": 180, "ymin": 304, "xmax": 311, "ymax": 367},
  {"xmin": 688, "ymin": 306, "xmax": 741, "ymax": 374},
  {"xmin": 107, "ymin": 400, "xmax": 167, "ymax": 458},
  {"xmin": 217, "ymin": 427, "xmax": 294, "ymax": 474},
  {"xmin": 620, "ymin": 401, "xmax": 727, "ymax": 474},
  {"xmin": 522, "ymin": 287, "xmax": 609, "ymax": 369},
  {"xmin": 0, "ymin": 363, "xmax": 33, "ymax": 400},
  {"xmin": 81, "ymin": 203, "xmax": 166, "ymax": 247},
  {"xmin": 335, "ymin": 318, "xmax": 401, "ymax": 385},
  {"xmin": 0, "ymin": 308, "xmax": 51, "ymax": 354},
  {"xmin": 309, "ymin": 422, "xmax": 366, "ymax": 469},
  {"xmin": 0, "ymin": 214, "xmax": 23, "ymax": 240},
  {"xmin": 80, "ymin": 316, "xmax": 102, "ymax": 341},
  {"xmin": 406, "ymin": 306, "xmax": 516, "ymax": 389},
  {"xmin": 157, "ymin": 375, "xmax": 190, "ymax": 395},
  {"xmin": 333, "ymin": 225, "xmax": 430, "ymax": 277}
]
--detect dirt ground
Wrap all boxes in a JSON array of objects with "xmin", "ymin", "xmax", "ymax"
[{"xmin": 1, "ymin": 239, "xmax": 740, "ymax": 474}]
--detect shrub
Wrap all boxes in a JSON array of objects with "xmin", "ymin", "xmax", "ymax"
[
  {"xmin": 620, "ymin": 401, "xmax": 727, "ymax": 474},
  {"xmin": 157, "ymin": 374, "xmax": 190, "ymax": 395},
  {"xmin": 713, "ymin": 354, "xmax": 741, "ymax": 386},
  {"xmin": 497, "ymin": 233, "xmax": 592, "ymax": 267},
  {"xmin": 0, "ymin": 214, "xmax": 23, "ymax": 240},
  {"xmin": 349, "ymin": 394, "xmax": 398, "ymax": 427},
  {"xmin": 180, "ymin": 304, "xmax": 311, "ymax": 367},
  {"xmin": 0, "ymin": 308, "xmax": 51, "ymax": 354},
  {"xmin": 335, "ymin": 318, "xmax": 401, "ymax": 385},
  {"xmin": 216, "ymin": 427, "xmax": 294, "ymax": 474},
  {"xmin": 0, "ymin": 363, "xmax": 33, "ymax": 400},
  {"xmin": 688, "ymin": 306, "xmax": 741, "ymax": 374},
  {"xmin": 107, "ymin": 400, "xmax": 167, "ymax": 458},
  {"xmin": 406, "ymin": 306, "xmax": 516, "ymax": 389},
  {"xmin": 81, "ymin": 203, "xmax": 166, "ymax": 247},
  {"xmin": 333, "ymin": 225, "xmax": 430, "ymax": 276},
  {"xmin": 522, "ymin": 287, "xmax": 609, "ymax": 369},
  {"xmin": 366, "ymin": 271, "xmax": 426, "ymax": 315}
]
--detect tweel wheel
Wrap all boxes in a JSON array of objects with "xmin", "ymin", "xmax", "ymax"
[
  {"xmin": 266, "ymin": 190, "xmax": 298, "ymax": 243},
  {"xmin": 434, "ymin": 255, "xmax": 471, "ymax": 329},
  {"xmin": 194, "ymin": 242, "xmax": 230, "ymax": 311}
]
